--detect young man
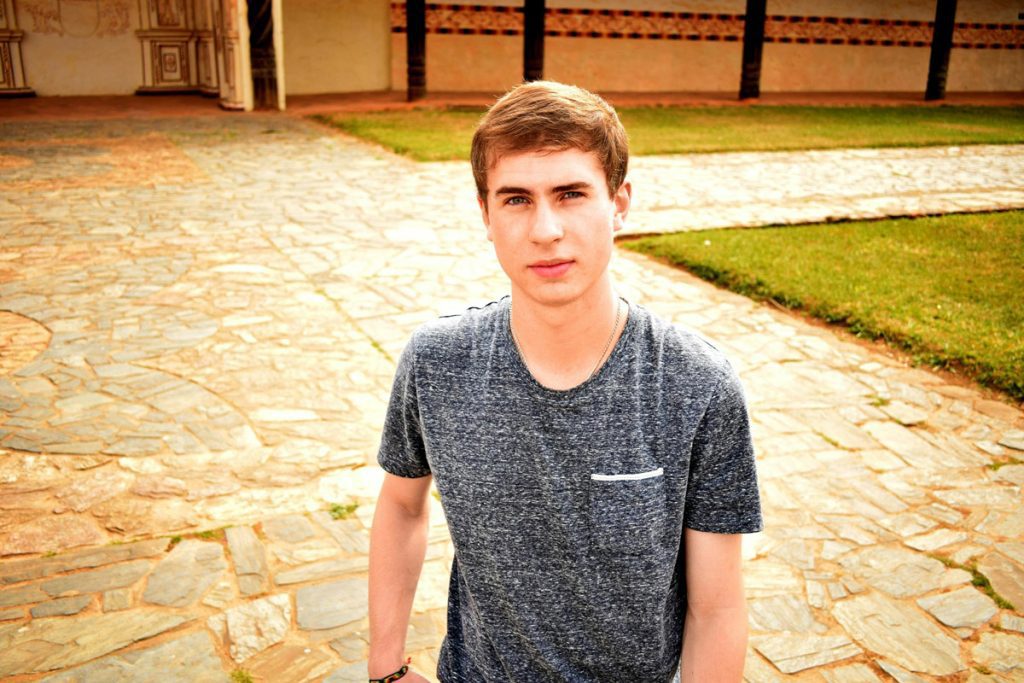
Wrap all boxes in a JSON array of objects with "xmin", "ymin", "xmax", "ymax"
[{"xmin": 368, "ymin": 81, "xmax": 762, "ymax": 683}]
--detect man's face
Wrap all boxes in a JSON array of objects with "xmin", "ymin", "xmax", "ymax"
[{"xmin": 479, "ymin": 148, "xmax": 631, "ymax": 308}]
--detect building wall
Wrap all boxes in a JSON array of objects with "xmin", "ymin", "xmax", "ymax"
[
  {"xmin": 16, "ymin": 0, "xmax": 142, "ymax": 95},
  {"xmin": 389, "ymin": 1, "xmax": 1024, "ymax": 94},
  {"xmin": 282, "ymin": 0, "xmax": 390, "ymax": 95}
]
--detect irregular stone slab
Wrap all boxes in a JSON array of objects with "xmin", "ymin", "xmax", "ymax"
[
  {"xmin": 274, "ymin": 555, "xmax": 365, "ymax": 585},
  {"xmin": 0, "ymin": 611, "xmax": 189, "ymax": 676},
  {"xmin": 0, "ymin": 607, "xmax": 24, "ymax": 621},
  {"xmin": 971, "ymin": 632, "xmax": 1024, "ymax": 676},
  {"xmin": 142, "ymin": 540, "xmax": 226, "ymax": 607},
  {"xmin": 877, "ymin": 513, "xmax": 937, "ymax": 539},
  {"xmin": 743, "ymin": 651, "xmax": 784, "ymax": 683},
  {"xmin": 916, "ymin": 586, "xmax": 997, "ymax": 631},
  {"xmin": 1000, "ymin": 613, "xmax": 1024, "ymax": 633},
  {"xmin": 262, "ymin": 514, "xmax": 317, "ymax": 543},
  {"xmin": 978, "ymin": 509, "xmax": 1024, "ymax": 538},
  {"xmin": 976, "ymin": 552, "xmax": 1024, "ymax": 610},
  {"xmin": 904, "ymin": 529, "xmax": 968, "ymax": 552},
  {"xmin": 832, "ymin": 592, "xmax": 963, "ymax": 675},
  {"xmin": 296, "ymin": 577, "xmax": 366, "ymax": 630},
  {"xmin": 879, "ymin": 401, "xmax": 928, "ymax": 426},
  {"xmin": 747, "ymin": 594, "xmax": 827, "ymax": 633},
  {"xmin": 1, "ymin": 515, "xmax": 104, "ymax": 556},
  {"xmin": 211, "ymin": 593, "xmax": 291, "ymax": 663},
  {"xmin": 862, "ymin": 422, "xmax": 943, "ymax": 469},
  {"xmin": 53, "ymin": 469, "xmax": 134, "ymax": 513},
  {"xmin": 0, "ymin": 582, "xmax": 48, "ymax": 607},
  {"xmin": 37, "ymin": 629, "xmax": 224, "ymax": 682},
  {"xmin": 41, "ymin": 559, "xmax": 151, "ymax": 597},
  {"xmin": 103, "ymin": 588, "xmax": 131, "ymax": 612},
  {"xmin": 838, "ymin": 546, "xmax": 952, "ymax": 598},
  {"xmin": 876, "ymin": 660, "xmax": 929, "ymax": 683},
  {"xmin": 244, "ymin": 643, "xmax": 335, "ymax": 682},
  {"xmin": 325, "ymin": 662, "xmax": 366, "ymax": 683},
  {"xmin": 30, "ymin": 594, "xmax": 91, "ymax": 617},
  {"xmin": 0, "ymin": 538, "xmax": 167, "ymax": 585},
  {"xmin": 201, "ymin": 578, "xmax": 235, "ymax": 609},
  {"xmin": 993, "ymin": 464, "xmax": 1024, "ymax": 486},
  {"xmin": 934, "ymin": 485, "xmax": 1021, "ymax": 510},
  {"xmin": 751, "ymin": 634, "xmax": 860, "ymax": 673},
  {"xmin": 821, "ymin": 663, "xmax": 881, "ymax": 682},
  {"xmin": 998, "ymin": 429, "xmax": 1024, "ymax": 451},
  {"xmin": 225, "ymin": 525, "xmax": 268, "ymax": 597},
  {"xmin": 312, "ymin": 511, "xmax": 370, "ymax": 554}
]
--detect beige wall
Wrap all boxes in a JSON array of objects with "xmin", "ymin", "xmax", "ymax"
[
  {"xmin": 392, "ymin": 33, "xmax": 521, "ymax": 95},
  {"xmin": 547, "ymin": 38, "xmax": 741, "ymax": 92},
  {"xmin": 16, "ymin": 0, "xmax": 142, "ymax": 96},
  {"xmin": 762, "ymin": 45, "xmax": 932, "ymax": 92},
  {"xmin": 948, "ymin": 48, "xmax": 1024, "ymax": 91},
  {"xmin": 283, "ymin": 0, "xmax": 391, "ymax": 95}
]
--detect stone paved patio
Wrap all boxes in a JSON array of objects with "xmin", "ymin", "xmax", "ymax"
[{"xmin": 0, "ymin": 114, "xmax": 1022, "ymax": 682}]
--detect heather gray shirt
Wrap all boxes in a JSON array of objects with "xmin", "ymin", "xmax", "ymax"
[{"xmin": 378, "ymin": 297, "xmax": 762, "ymax": 682}]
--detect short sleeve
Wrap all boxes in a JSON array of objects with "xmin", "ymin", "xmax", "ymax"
[
  {"xmin": 683, "ymin": 362, "xmax": 763, "ymax": 534},
  {"xmin": 377, "ymin": 333, "xmax": 432, "ymax": 478}
]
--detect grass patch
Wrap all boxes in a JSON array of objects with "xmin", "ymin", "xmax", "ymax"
[
  {"xmin": 230, "ymin": 669, "xmax": 254, "ymax": 683},
  {"xmin": 622, "ymin": 211, "xmax": 1024, "ymax": 401},
  {"xmin": 313, "ymin": 106, "xmax": 1024, "ymax": 161},
  {"xmin": 987, "ymin": 456, "xmax": 1023, "ymax": 471},
  {"xmin": 929, "ymin": 554, "xmax": 1015, "ymax": 610},
  {"xmin": 329, "ymin": 502, "xmax": 358, "ymax": 520}
]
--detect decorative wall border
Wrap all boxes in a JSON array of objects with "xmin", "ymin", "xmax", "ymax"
[{"xmin": 389, "ymin": 3, "xmax": 1024, "ymax": 49}]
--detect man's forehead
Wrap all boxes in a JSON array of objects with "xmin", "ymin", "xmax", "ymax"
[{"xmin": 488, "ymin": 147, "xmax": 603, "ymax": 191}]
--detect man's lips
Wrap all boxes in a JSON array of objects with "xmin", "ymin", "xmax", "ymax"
[{"xmin": 528, "ymin": 259, "xmax": 574, "ymax": 278}]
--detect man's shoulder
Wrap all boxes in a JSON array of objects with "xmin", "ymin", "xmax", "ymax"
[
  {"xmin": 408, "ymin": 298, "xmax": 508, "ymax": 364},
  {"xmin": 633, "ymin": 304, "xmax": 737, "ymax": 386}
]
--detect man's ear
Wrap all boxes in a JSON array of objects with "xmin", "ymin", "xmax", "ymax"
[
  {"xmin": 478, "ymin": 194, "xmax": 493, "ymax": 241},
  {"xmin": 612, "ymin": 180, "xmax": 632, "ymax": 233}
]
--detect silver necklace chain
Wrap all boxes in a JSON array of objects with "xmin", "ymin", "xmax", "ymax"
[{"xmin": 510, "ymin": 297, "xmax": 625, "ymax": 383}]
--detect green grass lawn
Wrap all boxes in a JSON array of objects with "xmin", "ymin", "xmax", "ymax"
[
  {"xmin": 313, "ymin": 106, "xmax": 1024, "ymax": 161},
  {"xmin": 620, "ymin": 211, "xmax": 1024, "ymax": 402}
]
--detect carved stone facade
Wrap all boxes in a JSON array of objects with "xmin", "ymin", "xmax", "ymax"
[
  {"xmin": 136, "ymin": 0, "xmax": 200, "ymax": 93},
  {"xmin": 0, "ymin": 0, "xmax": 33, "ymax": 95}
]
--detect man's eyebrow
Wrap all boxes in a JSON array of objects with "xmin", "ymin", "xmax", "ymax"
[
  {"xmin": 494, "ymin": 186, "xmax": 533, "ymax": 196},
  {"xmin": 493, "ymin": 181, "xmax": 594, "ymax": 196},
  {"xmin": 552, "ymin": 181, "xmax": 593, "ymax": 193}
]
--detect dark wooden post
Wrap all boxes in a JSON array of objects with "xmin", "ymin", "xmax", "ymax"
[
  {"xmin": 925, "ymin": 0, "xmax": 957, "ymax": 101},
  {"xmin": 407, "ymin": 0, "xmax": 426, "ymax": 101},
  {"xmin": 738, "ymin": 0, "xmax": 767, "ymax": 100},
  {"xmin": 523, "ymin": 0, "xmax": 545, "ymax": 82}
]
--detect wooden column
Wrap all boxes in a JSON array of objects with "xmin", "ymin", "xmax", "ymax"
[
  {"xmin": 738, "ymin": 0, "xmax": 767, "ymax": 99},
  {"xmin": 407, "ymin": 0, "xmax": 426, "ymax": 101},
  {"xmin": 925, "ymin": 0, "xmax": 957, "ymax": 101},
  {"xmin": 523, "ymin": 0, "xmax": 545, "ymax": 82}
]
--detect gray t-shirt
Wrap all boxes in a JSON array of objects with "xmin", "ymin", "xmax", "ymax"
[{"xmin": 378, "ymin": 297, "xmax": 762, "ymax": 682}]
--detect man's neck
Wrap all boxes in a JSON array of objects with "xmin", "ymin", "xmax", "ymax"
[{"xmin": 509, "ymin": 279, "xmax": 625, "ymax": 390}]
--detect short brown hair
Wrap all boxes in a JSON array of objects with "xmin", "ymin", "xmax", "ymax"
[{"xmin": 471, "ymin": 81, "xmax": 629, "ymax": 199}]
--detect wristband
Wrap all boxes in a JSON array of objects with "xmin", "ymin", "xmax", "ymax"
[{"xmin": 369, "ymin": 657, "xmax": 411, "ymax": 683}]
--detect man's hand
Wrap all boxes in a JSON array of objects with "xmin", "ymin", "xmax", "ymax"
[{"xmin": 679, "ymin": 529, "xmax": 748, "ymax": 682}]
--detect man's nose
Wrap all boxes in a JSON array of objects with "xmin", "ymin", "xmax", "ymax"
[{"xmin": 529, "ymin": 201, "xmax": 563, "ymax": 243}]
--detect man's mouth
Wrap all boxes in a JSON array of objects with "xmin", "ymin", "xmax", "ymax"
[{"xmin": 528, "ymin": 259, "xmax": 574, "ymax": 278}]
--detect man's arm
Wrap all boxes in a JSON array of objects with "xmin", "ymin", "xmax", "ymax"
[
  {"xmin": 679, "ymin": 529, "xmax": 748, "ymax": 682},
  {"xmin": 368, "ymin": 472, "xmax": 434, "ymax": 680}
]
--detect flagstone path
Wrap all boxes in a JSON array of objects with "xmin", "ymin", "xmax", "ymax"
[{"xmin": 0, "ymin": 114, "xmax": 1022, "ymax": 682}]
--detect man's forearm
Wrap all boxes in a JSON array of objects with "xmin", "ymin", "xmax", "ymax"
[
  {"xmin": 679, "ymin": 605, "xmax": 748, "ymax": 682},
  {"xmin": 368, "ymin": 495, "xmax": 430, "ymax": 676}
]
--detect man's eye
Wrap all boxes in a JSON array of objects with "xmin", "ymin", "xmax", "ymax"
[
  {"xmin": 562, "ymin": 191, "xmax": 584, "ymax": 200},
  {"xmin": 505, "ymin": 196, "xmax": 529, "ymax": 206}
]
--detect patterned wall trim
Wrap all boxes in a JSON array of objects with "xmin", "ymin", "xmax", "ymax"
[{"xmin": 389, "ymin": 3, "xmax": 1024, "ymax": 49}]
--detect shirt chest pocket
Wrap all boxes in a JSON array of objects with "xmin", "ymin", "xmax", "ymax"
[{"xmin": 588, "ymin": 468, "xmax": 667, "ymax": 555}]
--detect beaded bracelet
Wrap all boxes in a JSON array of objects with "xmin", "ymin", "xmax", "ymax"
[{"xmin": 369, "ymin": 657, "xmax": 411, "ymax": 683}]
